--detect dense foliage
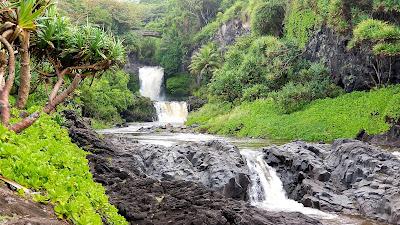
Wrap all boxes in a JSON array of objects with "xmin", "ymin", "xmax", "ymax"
[
  {"xmin": 166, "ymin": 73, "xmax": 195, "ymax": 97},
  {"xmin": 80, "ymin": 70, "xmax": 133, "ymax": 124},
  {"xmin": 0, "ymin": 116, "xmax": 127, "ymax": 225}
]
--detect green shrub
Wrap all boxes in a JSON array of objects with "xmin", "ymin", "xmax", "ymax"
[
  {"xmin": 327, "ymin": 0, "xmax": 350, "ymax": 33},
  {"xmin": 209, "ymin": 35, "xmax": 302, "ymax": 102},
  {"xmin": 241, "ymin": 84, "xmax": 269, "ymax": 101},
  {"xmin": 166, "ymin": 73, "xmax": 194, "ymax": 97},
  {"xmin": 0, "ymin": 116, "xmax": 127, "ymax": 225},
  {"xmin": 373, "ymin": 0, "xmax": 400, "ymax": 12},
  {"xmin": 127, "ymin": 72, "xmax": 140, "ymax": 93},
  {"xmin": 250, "ymin": 1, "xmax": 285, "ymax": 36},
  {"xmin": 271, "ymin": 82, "xmax": 313, "ymax": 114},
  {"xmin": 349, "ymin": 19, "xmax": 400, "ymax": 55},
  {"xmin": 80, "ymin": 69, "xmax": 133, "ymax": 123},
  {"xmin": 284, "ymin": 0, "xmax": 325, "ymax": 47},
  {"xmin": 122, "ymin": 95, "xmax": 156, "ymax": 122}
]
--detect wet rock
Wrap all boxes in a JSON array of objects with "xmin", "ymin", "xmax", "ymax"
[
  {"xmin": 65, "ymin": 111, "xmax": 322, "ymax": 225},
  {"xmin": 187, "ymin": 96, "xmax": 207, "ymax": 112},
  {"xmin": 263, "ymin": 140, "xmax": 400, "ymax": 224},
  {"xmin": 137, "ymin": 124, "xmax": 198, "ymax": 134},
  {"xmin": 106, "ymin": 135, "xmax": 251, "ymax": 200}
]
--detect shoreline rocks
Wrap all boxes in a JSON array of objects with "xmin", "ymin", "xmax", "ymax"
[
  {"xmin": 106, "ymin": 134, "xmax": 251, "ymax": 201},
  {"xmin": 263, "ymin": 139, "xmax": 400, "ymax": 224}
]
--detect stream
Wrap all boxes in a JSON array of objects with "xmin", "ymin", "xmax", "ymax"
[{"xmin": 100, "ymin": 66, "xmax": 394, "ymax": 225}]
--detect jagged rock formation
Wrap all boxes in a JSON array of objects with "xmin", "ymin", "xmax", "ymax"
[
  {"xmin": 357, "ymin": 122, "xmax": 400, "ymax": 148},
  {"xmin": 63, "ymin": 110, "xmax": 321, "ymax": 225},
  {"xmin": 263, "ymin": 139, "xmax": 400, "ymax": 224},
  {"xmin": 213, "ymin": 17, "xmax": 251, "ymax": 51},
  {"xmin": 305, "ymin": 26, "xmax": 400, "ymax": 92},
  {"xmin": 106, "ymin": 134, "xmax": 251, "ymax": 201}
]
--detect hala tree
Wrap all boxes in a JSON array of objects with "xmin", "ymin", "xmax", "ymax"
[{"xmin": 0, "ymin": 1, "xmax": 125, "ymax": 133}]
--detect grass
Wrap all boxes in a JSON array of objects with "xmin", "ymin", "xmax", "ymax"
[{"xmin": 187, "ymin": 85, "xmax": 400, "ymax": 142}]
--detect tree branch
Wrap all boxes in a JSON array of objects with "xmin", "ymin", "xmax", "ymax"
[{"xmin": 10, "ymin": 74, "xmax": 82, "ymax": 133}]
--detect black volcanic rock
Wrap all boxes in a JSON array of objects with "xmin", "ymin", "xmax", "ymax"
[{"xmin": 263, "ymin": 140, "xmax": 400, "ymax": 224}]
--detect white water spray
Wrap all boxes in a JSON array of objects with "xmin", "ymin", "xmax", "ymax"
[
  {"xmin": 154, "ymin": 101, "xmax": 188, "ymax": 124},
  {"xmin": 138, "ymin": 67, "xmax": 188, "ymax": 123},
  {"xmin": 139, "ymin": 67, "xmax": 164, "ymax": 101},
  {"xmin": 241, "ymin": 149, "xmax": 336, "ymax": 219}
]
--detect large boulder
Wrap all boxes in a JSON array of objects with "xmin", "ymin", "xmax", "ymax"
[
  {"xmin": 263, "ymin": 140, "xmax": 400, "ymax": 224},
  {"xmin": 107, "ymin": 135, "xmax": 250, "ymax": 200}
]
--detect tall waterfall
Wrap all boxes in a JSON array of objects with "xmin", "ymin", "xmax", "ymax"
[
  {"xmin": 139, "ymin": 67, "xmax": 164, "ymax": 101},
  {"xmin": 139, "ymin": 66, "xmax": 188, "ymax": 123},
  {"xmin": 240, "ymin": 149, "xmax": 335, "ymax": 219}
]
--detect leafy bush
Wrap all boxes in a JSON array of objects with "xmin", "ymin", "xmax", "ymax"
[
  {"xmin": 187, "ymin": 85, "xmax": 400, "ymax": 141},
  {"xmin": 270, "ymin": 82, "xmax": 313, "ymax": 114},
  {"xmin": 166, "ymin": 73, "xmax": 194, "ymax": 97},
  {"xmin": 209, "ymin": 35, "xmax": 302, "ymax": 102},
  {"xmin": 241, "ymin": 84, "xmax": 269, "ymax": 101},
  {"xmin": 349, "ymin": 19, "xmax": 400, "ymax": 55},
  {"xmin": 80, "ymin": 69, "xmax": 133, "ymax": 123},
  {"xmin": 250, "ymin": 1, "xmax": 285, "ymax": 36},
  {"xmin": 284, "ymin": 0, "xmax": 325, "ymax": 47},
  {"xmin": 0, "ymin": 116, "xmax": 127, "ymax": 225},
  {"xmin": 271, "ymin": 63, "xmax": 343, "ymax": 114},
  {"xmin": 327, "ymin": 0, "xmax": 350, "ymax": 33},
  {"xmin": 189, "ymin": 43, "xmax": 221, "ymax": 86}
]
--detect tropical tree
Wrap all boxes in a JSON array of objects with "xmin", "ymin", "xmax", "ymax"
[
  {"xmin": 189, "ymin": 42, "xmax": 221, "ymax": 86},
  {"xmin": 0, "ymin": 1, "xmax": 125, "ymax": 133},
  {"xmin": 1, "ymin": 0, "xmax": 50, "ymax": 109}
]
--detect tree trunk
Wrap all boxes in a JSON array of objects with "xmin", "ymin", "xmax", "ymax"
[
  {"xmin": 0, "ymin": 36, "xmax": 15, "ymax": 126},
  {"xmin": 16, "ymin": 31, "xmax": 31, "ymax": 109},
  {"xmin": 0, "ymin": 51, "xmax": 6, "ymax": 92}
]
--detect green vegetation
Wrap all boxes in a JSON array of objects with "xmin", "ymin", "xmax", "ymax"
[
  {"xmin": 349, "ymin": 19, "xmax": 400, "ymax": 55},
  {"xmin": 188, "ymin": 85, "xmax": 400, "ymax": 141},
  {"xmin": 121, "ymin": 95, "xmax": 157, "ymax": 122},
  {"xmin": 0, "ymin": 116, "xmax": 127, "ymax": 225},
  {"xmin": 189, "ymin": 43, "xmax": 221, "ymax": 86},
  {"xmin": 250, "ymin": 1, "xmax": 285, "ymax": 36},
  {"xmin": 80, "ymin": 70, "xmax": 133, "ymax": 124},
  {"xmin": 166, "ymin": 73, "xmax": 194, "ymax": 97}
]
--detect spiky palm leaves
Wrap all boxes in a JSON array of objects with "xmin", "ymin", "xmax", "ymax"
[
  {"xmin": 0, "ymin": 0, "xmax": 126, "ymax": 132},
  {"xmin": 189, "ymin": 42, "xmax": 221, "ymax": 86}
]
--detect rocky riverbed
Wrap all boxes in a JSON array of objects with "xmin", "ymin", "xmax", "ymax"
[
  {"xmin": 64, "ymin": 111, "xmax": 400, "ymax": 225},
  {"xmin": 263, "ymin": 140, "xmax": 400, "ymax": 224},
  {"xmin": 65, "ymin": 111, "xmax": 321, "ymax": 225}
]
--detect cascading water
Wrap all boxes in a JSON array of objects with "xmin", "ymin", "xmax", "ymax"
[
  {"xmin": 154, "ymin": 101, "xmax": 188, "ymax": 124},
  {"xmin": 138, "ymin": 66, "xmax": 188, "ymax": 123},
  {"xmin": 240, "ymin": 149, "xmax": 336, "ymax": 219},
  {"xmin": 139, "ymin": 67, "xmax": 164, "ymax": 101}
]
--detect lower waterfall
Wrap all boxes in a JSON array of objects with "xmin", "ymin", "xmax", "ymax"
[{"xmin": 240, "ymin": 149, "xmax": 335, "ymax": 219}]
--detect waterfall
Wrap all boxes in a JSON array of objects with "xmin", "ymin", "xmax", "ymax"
[
  {"xmin": 138, "ymin": 66, "xmax": 188, "ymax": 123},
  {"xmin": 154, "ymin": 101, "xmax": 188, "ymax": 124},
  {"xmin": 139, "ymin": 67, "xmax": 164, "ymax": 101},
  {"xmin": 240, "ymin": 149, "xmax": 335, "ymax": 219}
]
